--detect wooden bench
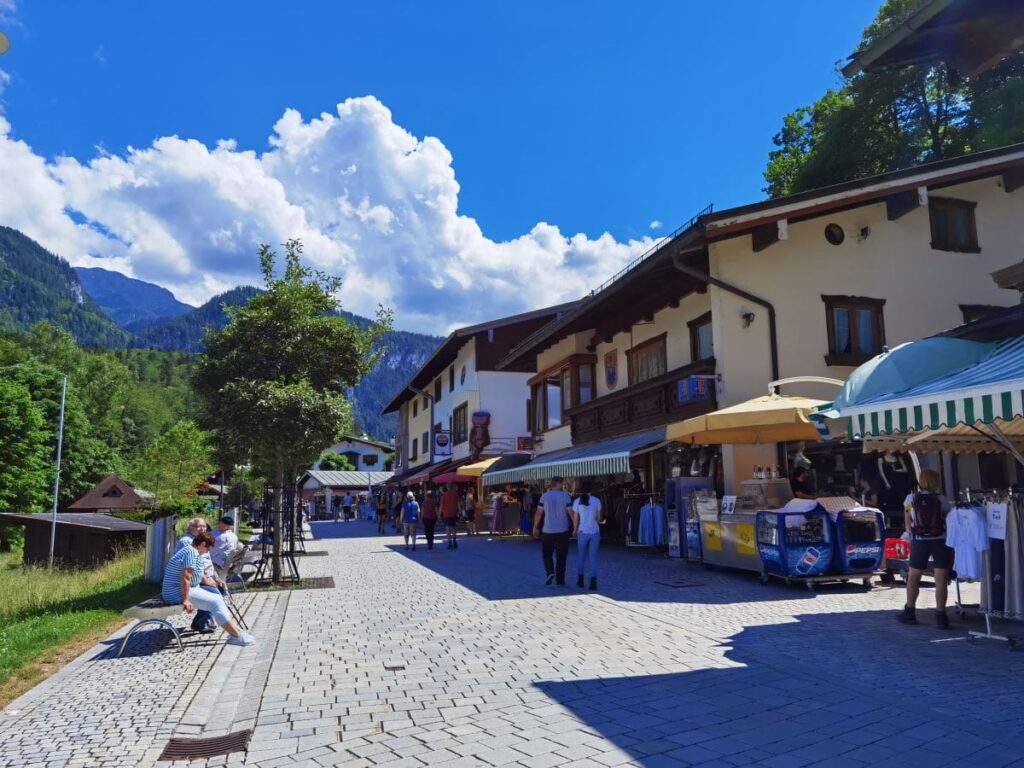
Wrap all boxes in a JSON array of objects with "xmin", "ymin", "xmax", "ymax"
[{"xmin": 119, "ymin": 597, "xmax": 184, "ymax": 657}]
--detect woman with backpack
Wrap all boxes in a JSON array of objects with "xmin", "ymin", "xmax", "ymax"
[
  {"xmin": 401, "ymin": 491, "xmax": 420, "ymax": 551},
  {"xmin": 899, "ymin": 468, "xmax": 953, "ymax": 629}
]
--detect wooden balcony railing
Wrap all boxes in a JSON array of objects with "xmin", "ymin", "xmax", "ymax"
[{"xmin": 565, "ymin": 358, "xmax": 717, "ymax": 444}]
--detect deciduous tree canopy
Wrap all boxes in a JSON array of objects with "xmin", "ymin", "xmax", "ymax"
[{"xmin": 764, "ymin": 0, "xmax": 1024, "ymax": 198}]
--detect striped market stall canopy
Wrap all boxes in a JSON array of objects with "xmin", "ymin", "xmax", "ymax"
[
  {"xmin": 838, "ymin": 337, "xmax": 1024, "ymax": 438},
  {"xmin": 484, "ymin": 428, "xmax": 666, "ymax": 486}
]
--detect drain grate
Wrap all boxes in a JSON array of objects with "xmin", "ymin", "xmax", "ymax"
[
  {"xmin": 655, "ymin": 580, "xmax": 705, "ymax": 589},
  {"xmin": 384, "ymin": 664, "xmax": 406, "ymax": 672},
  {"xmin": 158, "ymin": 729, "xmax": 252, "ymax": 761},
  {"xmin": 296, "ymin": 550, "xmax": 329, "ymax": 557}
]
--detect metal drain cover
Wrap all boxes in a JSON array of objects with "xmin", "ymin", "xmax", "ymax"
[
  {"xmin": 384, "ymin": 664, "xmax": 406, "ymax": 671},
  {"xmin": 158, "ymin": 729, "xmax": 252, "ymax": 760}
]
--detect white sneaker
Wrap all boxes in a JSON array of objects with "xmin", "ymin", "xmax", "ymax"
[{"xmin": 227, "ymin": 633, "xmax": 256, "ymax": 647}]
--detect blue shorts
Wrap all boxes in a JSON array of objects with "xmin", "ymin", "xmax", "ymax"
[{"xmin": 443, "ymin": 517, "xmax": 457, "ymax": 528}]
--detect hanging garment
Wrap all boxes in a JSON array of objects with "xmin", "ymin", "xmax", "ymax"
[
  {"xmin": 637, "ymin": 503, "xmax": 654, "ymax": 545},
  {"xmin": 1002, "ymin": 500, "xmax": 1024, "ymax": 620},
  {"xmin": 982, "ymin": 538, "xmax": 1006, "ymax": 615},
  {"xmin": 946, "ymin": 503, "xmax": 988, "ymax": 581}
]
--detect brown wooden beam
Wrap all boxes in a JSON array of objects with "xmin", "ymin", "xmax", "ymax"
[
  {"xmin": 1004, "ymin": 167, "xmax": 1024, "ymax": 194},
  {"xmin": 751, "ymin": 222, "xmax": 779, "ymax": 252},
  {"xmin": 885, "ymin": 189, "xmax": 919, "ymax": 220}
]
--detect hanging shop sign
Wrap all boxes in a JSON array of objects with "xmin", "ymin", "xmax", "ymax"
[
  {"xmin": 433, "ymin": 430, "xmax": 452, "ymax": 458},
  {"xmin": 677, "ymin": 375, "xmax": 712, "ymax": 403}
]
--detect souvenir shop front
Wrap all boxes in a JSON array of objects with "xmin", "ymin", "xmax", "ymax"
[
  {"xmin": 482, "ymin": 428, "xmax": 722, "ymax": 548},
  {"xmin": 829, "ymin": 336, "xmax": 1024, "ymax": 643},
  {"xmin": 659, "ymin": 392, "xmax": 890, "ymax": 591}
]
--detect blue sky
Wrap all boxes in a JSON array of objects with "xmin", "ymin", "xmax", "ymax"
[{"xmin": 0, "ymin": 1, "xmax": 880, "ymax": 331}]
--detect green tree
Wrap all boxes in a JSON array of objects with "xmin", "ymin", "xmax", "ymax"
[
  {"xmin": 764, "ymin": 0, "xmax": 1024, "ymax": 197},
  {"xmin": 1, "ymin": 359, "xmax": 118, "ymax": 506},
  {"xmin": 192, "ymin": 240, "xmax": 391, "ymax": 580},
  {"xmin": 317, "ymin": 451, "xmax": 356, "ymax": 471},
  {"xmin": 224, "ymin": 465, "xmax": 265, "ymax": 510},
  {"xmin": 0, "ymin": 379, "xmax": 50, "ymax": 550},
  {"xmin": 129, "ymin": 420, "xmax": 213, "ymax": 508}
]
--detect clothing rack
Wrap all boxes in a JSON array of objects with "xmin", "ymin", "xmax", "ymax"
[
  {"xmin": 622, "ymin": 492, "xmax": 666, "ymax": 548},
  {"xmin": 961, "ymin": 487, "xmax": 1020, "ymax": 649}
]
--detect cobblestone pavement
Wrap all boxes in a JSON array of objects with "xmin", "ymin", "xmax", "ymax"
[{"xmin": 4, "ymin": 521, "xmax": 1024, "ymax": 768}]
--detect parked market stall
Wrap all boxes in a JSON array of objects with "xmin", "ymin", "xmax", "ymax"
[{"xmin": 820, "ymin": 336, "xmax": 1024, "ymax": 643}]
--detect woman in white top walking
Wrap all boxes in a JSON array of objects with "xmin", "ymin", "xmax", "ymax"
[{"xmin": 573, "ymin": 489, "xmax": 604, "ymax": 591}]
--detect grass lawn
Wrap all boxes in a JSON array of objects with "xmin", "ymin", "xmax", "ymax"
[{"xmin": 0, "ymin": 548, "xmax": 152, "ymax": 707}]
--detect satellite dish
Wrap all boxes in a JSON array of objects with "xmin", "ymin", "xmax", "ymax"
[{"xmin": 0, "ymin": 32, "xmax": 9, "ymax": 56}]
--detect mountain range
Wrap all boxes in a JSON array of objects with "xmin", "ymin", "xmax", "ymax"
[{"xmin": 0, "ymin": 227, "xmax": 439, "ymax": 439}]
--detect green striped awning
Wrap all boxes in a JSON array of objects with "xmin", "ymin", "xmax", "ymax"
[
  {"xmin": 484, "ymin": 428, "xmax": 666, "ymax": 486},
  {"xmin": 839, "ymin": 337, "xmax": 1024, "ymax": 438}
]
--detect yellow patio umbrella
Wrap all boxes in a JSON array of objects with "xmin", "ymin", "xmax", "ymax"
[{"xmin": 667, "ymin": 394, "xmax": 828, "ymax": 445}]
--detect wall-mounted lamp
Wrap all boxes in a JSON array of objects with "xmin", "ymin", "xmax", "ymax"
[{"xmin": 741, "ymin": 310, "xmax": 756, "ymax": 328}]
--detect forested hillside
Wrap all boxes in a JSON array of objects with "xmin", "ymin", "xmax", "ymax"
[
  {"xmin": 0, "ymin": 225, "xmax": 444, "ymax": 441},
  {"xmin": 0, "ymin": 228, "xmax": 130, "ymax": 348},
  {"xmin": 74, "ymin": 267, "xmax": 193, "ymax": 331}
]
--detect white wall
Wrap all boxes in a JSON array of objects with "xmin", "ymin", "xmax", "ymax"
[
  {"xmin": 316, "ymin": 439, "xmax": 389, "ymax": 470},
  {"xmin": 477, "ymin": 371, "xmax": 532, "ymax": 453},
  {"xmin": 709, "ymin": 175, "xmax": 1021, "ymax": 490}
]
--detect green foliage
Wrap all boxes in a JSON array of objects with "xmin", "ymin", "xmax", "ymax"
[
  {"xmin": 0, "ymin": 378, "xmax": 50, "ymax": 516},
  {"xmin": 0, "ymin": 227, "xmax": 131, "ymax": 348},
  {"xmin": 764, "ymin": 0, "xmax": 1024, "ymax": 197},
  {"xmin": 0, "ymin": 548, "xmax": 149, "ymax": 690},
  {"xmin": 126, "ymin": 420, "xmax": 213, "ymax": 508},
  {"xmin": 193, "ymin": 239, "xmax": 392, "ymax": 489},
  {"xmin": 134, "ymin": 286, "xmax": 263, "ymax": 353},
  {"xmin": 318, "ymin": 451, "xmax": 356, "ymax": 471},
  {"xmin": 225, "ymin": 465, "xmax": 265, "ymax": 509}
]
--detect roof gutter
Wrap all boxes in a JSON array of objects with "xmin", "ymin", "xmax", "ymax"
[{"xmin": 671, "ymin": 251, "xmax": 780, "ymax": 385}]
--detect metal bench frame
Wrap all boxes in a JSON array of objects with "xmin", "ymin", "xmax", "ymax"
[{"xmin": 118, "ymin": 605, "xmax": 185, "ymax": 657}]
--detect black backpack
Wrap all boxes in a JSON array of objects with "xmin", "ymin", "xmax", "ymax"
[{"xmin": 912, "ymin": 493, "xmax": 945, "ymax": 538}]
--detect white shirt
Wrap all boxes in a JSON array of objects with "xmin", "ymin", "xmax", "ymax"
[
  {"xmin": 573, "ymin": 497, "xmax": 603, "ymax": 535},
  {"xmin": 945, "ymin": 504, "xmax": 988, "ymax": 581},
  {"xmin": 211, "ymin": 528, "xmax": 239, "ymax": 567}
]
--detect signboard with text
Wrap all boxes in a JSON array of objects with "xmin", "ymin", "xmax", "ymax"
[{"xmin": 677, "ymin": 376, "xmax": 712, "ymax": 403}]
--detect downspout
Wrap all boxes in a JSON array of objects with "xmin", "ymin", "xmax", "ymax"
[{"xmin": 671, "ymin": 249, "xmax": 780, "ymax": 385}]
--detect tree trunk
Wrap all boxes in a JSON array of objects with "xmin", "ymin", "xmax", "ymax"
[{"xmin": 272, "ymin": 449, "xmax": 283, "ymax": 583}]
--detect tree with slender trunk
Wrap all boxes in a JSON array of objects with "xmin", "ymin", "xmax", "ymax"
[{"xmin": 192, "ymin": 240, "xmax": 391, "ymax": 581}]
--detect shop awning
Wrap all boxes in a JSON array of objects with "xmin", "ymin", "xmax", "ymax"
[
  {"xmin": 666, "ymin": 394, "xmax": 828, "ymax": 445},
  {"xmin": 432, "ymin": 471, "xmax": 475, "ymax": 484},
  {"xmin": 863, "ymin": 419, "xmax": 1024, "ymax": 455},
  {"xmin": 459, "ymin": 454, "xmax": 532, "ymax": 477},
  {"xmin": 834, "ymin": 337, "xmax": 1024, "ymax": 438},
  {"xmin": 484, "ymin": 428, "xmax": 666, "ymax": 486}
]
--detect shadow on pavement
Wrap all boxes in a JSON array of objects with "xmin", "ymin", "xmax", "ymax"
[{"xmin": 534, "ymin": 608, "xmax": 1024, "ymax": 767}]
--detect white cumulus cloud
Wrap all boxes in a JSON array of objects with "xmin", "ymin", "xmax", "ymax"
[
  {"xmin": 649, "ymin": 220, "xmax": 663, "ymax": 230},
  {"xmin": 0, "ymin": 96, "xmax": 655, "ymax": 334}
]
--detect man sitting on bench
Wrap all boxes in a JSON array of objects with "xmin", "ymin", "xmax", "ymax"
[
  {"xmin": 162, "ymin": 531, "xmax": 255, "ymax": 647},
  {"xmin": 211, "ymin": 515, "xmax": 240, "ymax": 582}
]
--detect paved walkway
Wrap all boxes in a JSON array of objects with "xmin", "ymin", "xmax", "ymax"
[{"xmin": 3, "ymin": 521, "xmax": 1024, "ymax": 768}]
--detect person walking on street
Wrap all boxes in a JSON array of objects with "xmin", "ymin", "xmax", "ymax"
[
  {"xmin": 899, "ymin": 468, "xmax": 954, "ymax": 628},
  {"xmin": 464, "ymin": 490, "xmax": 478, "ymax": 536},
  {"xmin": 441, "ymin": 484, "xmax": 460, "ymax": 549},
  {"xmin": 573, "ymin": 489, "xmax": 604, "ymax": 591},
  {"xmin": 342, "ymin": 491, "xmax": 354, "ymax": 522},
  {"xmin": 401, "ymin": 491, "xmax": 420, "ymax": 551},
  {"xmin": 421, "ymin": 490, "xmax": 439, "ymax": 549},
  {"xmin": 533, "ymin": 476, "xmax": 573, "ymax": 586},
  {"xmin": 377, "ymin": 492, "xmax": 389, "ymax": 534}
]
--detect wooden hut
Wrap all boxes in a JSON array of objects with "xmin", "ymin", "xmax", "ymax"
[
  {"xmin": 0, "ymin": 513, "xmax": 147, "ymax": 567},
  {"xmin": 67, "ymin": 473, "xmax": 154, "ymax": 514}
]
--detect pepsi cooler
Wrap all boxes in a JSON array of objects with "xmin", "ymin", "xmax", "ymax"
[
  {"xmin": 834, "ymin": 507, "xmax": 884, "ymax": 573},
  {"xmin": 756, "ymin": 505, "xmax": 833, "ymax": 578}
]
